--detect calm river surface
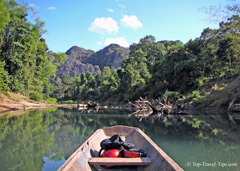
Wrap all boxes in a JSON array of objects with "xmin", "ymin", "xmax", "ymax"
[{"xmin": 0, "ymin": 108, "xmax": 239, "ymax": 171}]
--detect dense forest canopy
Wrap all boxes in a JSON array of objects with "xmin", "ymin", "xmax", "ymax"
[
  {"xmin": 0, "ymin": 0, "xmax": 66, "ymax": 103},
  {"xmin": 0, "ymin": 0, "xmax": 239, "ymax": 107}
]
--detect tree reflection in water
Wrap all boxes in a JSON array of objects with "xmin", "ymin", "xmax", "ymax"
[
  {"xmin": 0, "ymin": 110, "xmax": 55, "ymax": 171},
  {"xmin": 0, "ymin": 108, "xmax": 239, "ymax": 171}
]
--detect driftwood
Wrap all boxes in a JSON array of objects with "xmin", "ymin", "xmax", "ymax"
[
  {"xmin": 0, "ymin": 104, "xmax": 20, "ymax": 111},
  {"xmin": 128, "ymin": 96, "xmax": 184, "ymax": 120},
  {"xmin": 228, "ymin": 95, "xmax": 238, "ymax": 110},
  {"xmin": 87, "ymin": 102, "xmax": 99, "ymax": 109}
]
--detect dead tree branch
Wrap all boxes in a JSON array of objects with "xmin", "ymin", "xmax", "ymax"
[{"xmin": 128, "ymin": 96, "xmax": 184, "ymax": 118}]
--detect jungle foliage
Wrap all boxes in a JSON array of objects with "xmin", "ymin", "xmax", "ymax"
[
  {"xmin": 63, "ymin": 15, "xmax": 240, "ymax": 103},
  {"xmin": 0, "ymin": 0, "xmax": 239, "ymax": 105},
  {"xmin": 0, "ymin": 0, "xmax": 66, "ymax": 102}
]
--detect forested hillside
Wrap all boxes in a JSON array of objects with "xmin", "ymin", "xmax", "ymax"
[{"xmin": 0, "ymin": 0, "xmax": 239, "ymax": 109}]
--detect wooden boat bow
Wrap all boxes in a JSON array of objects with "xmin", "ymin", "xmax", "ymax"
[{"xmin": 58, "ymin": 125, "xmax": 183, "ymax": 171}]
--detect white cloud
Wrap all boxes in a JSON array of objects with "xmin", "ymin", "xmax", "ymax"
[
  {"xmin": 88, "ymin": 17, "xmax": 119, "ymax": 35},
  {"xmin": 120, "ymin": 15, "xmax": 143, "ymax": 30},
  {"xmin": 48, "ymin": 7, "xmax": 56, "ymax": 10},
  {"xmin": 29, "ymin": 3, "xmax": 37, "ymax": 8},
  {"xmin": 107, "ymin": 8, "xmax": 114, "ymax": 12},
  {"xmin": 118, "ymin": 4, "xmax": 125, "ymax": 9},
  {"xmin": 134, "ymin": 40, "xmax": 139, "ymax": 44},
  {"xmin": 104, "ymin": 37, "xmax": 130, "ymax": 47},
  {"xmin": 97, "ymin": 41, "xmax": 102, "ymax": 45},
  {"xmin": 29, "ymin": 3, "xmax": 39, "ymax": 10}
]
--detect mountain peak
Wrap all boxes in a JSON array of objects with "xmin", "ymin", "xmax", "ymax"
[
  {"xmin": 65, "ymin": 46, "xmax": 95, "ymax": 58},
  {"xmin": 56, "ymin": 44, "xmax": 129, "ymax": 78},
  {"xmin": 105, "ymin": 43, "xmax": 121, "ymax": 48},
  {"xmin": 83, "ymin": 44, "xmax": 129, "ymax": 70}
]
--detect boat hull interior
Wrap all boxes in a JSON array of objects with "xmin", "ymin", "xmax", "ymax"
[{"xmin": 58, "ymin": 126, "xmax": 183, "ymax": 171}]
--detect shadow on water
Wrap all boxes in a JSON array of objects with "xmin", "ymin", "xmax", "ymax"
[{"xmin": 0, "ymin": 108, "xmax": 239, "ymax": 171}]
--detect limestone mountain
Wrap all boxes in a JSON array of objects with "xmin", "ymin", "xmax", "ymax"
[
  {"xmin": 65, "ymin": 46, "xmax": 94, "ymax": 61},
  {"xmin": 57, "ymin": 46, "xmax": 100, "ymax": 77},
  {"xmin": 83, "ymin": 44, "xmax": 129, "ymax": 70},
  {"xmin": 56, "ymin": 44, "xmax": 129, "ymax": 78}
]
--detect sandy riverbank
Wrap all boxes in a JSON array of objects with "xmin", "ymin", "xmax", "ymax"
[{"xmin": 0, "ymin": 92, "xmax": 78, "ymax": 115}]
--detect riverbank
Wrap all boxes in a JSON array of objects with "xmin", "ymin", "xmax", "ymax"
[{"xmin": 0, "ymin": 92, "xmax": 78, "ymax": 115}]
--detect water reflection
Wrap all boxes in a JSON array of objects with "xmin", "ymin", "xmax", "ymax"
[
  {"xmin": 0, "ymin": 110, "xmax": 55, "ymax": 171},
  {"xmin": 0, "ymin": 108, "xmax": 239, "ymax": 171}
]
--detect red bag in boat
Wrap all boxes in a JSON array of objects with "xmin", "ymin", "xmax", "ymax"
[{"xmin": 99, "ymin": 134, "xmax": 147, "ymax": 168}]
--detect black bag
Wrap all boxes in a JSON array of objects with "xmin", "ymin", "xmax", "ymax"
[{"xmin": 98, "ymin": 134, "xmax": 146, "ymax": 157}]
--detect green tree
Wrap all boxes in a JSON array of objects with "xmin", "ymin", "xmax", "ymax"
[
  {"xmin": 0, "ymin": 61, "xmax": 9, "ymax": 91},
  {"xmin": 119, "ymin": 49, "xmax": 151, "ymax": 99},
  {"xmin": 0, "ymin": 1, "xmax": 63, "ymax": 100},
  {"xmin": 100, "ymin": 67, "xmax": 111, "ymax": 82},
  {"xmin": 0, "ymin": 0, "xmax": 9, "ymax": 34},
  {"xmin": 217, "ymin": 15, "xmax": 240, "ymax": 75},
  {"xmin": 129, "ymin": 35, "xmax": 167, "ymax": 73}
]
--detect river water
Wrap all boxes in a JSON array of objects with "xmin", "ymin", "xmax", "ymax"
[{"xmin": 0, "ymin": 108, "xmax": 239, "ymax": 171}]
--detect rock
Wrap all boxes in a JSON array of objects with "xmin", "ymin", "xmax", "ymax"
[
  {"xmin": 57, "ymin": 46, "xmax": 100, "ymax": 77},
  {"xmin": 83, "ymin": 44, "xmax": 129, "ymax": 70},
  {"xmin": 56, "ymin": 44, "xmax": 129, "ymax": 78}
]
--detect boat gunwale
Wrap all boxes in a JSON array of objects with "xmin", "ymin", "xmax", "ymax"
[
  {"xmin": 134, "ymin": 126, "xmax": 183, "ymax": 171},
  {"xmin": 57, "ymin": 128, "xmax": 103, "ymax": 171},
  {"xmin": 58, "ymin": 125, "xmax": 183, "ymax": 171}
]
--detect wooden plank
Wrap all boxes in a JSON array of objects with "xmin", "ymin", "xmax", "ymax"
[{"xmin": 88, "ymin": 157, "xmax": 151, "ymax": 166}]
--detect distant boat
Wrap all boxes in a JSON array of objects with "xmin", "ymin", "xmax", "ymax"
[{"xmin": 58, "ymin": 125, "xmax": 183, "ymax": 171}]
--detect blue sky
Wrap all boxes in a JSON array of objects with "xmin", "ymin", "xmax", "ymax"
[{"xmin": 16, "ymin": 0, "xmax": 229, "ymax": 52}]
